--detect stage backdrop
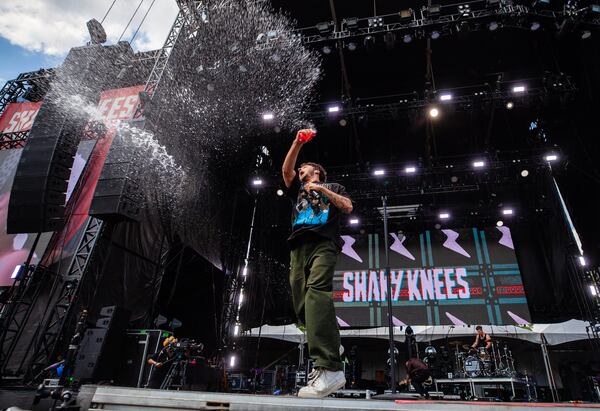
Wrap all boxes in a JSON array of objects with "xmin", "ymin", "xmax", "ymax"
[{"xmin": 332, "ymin": 227, "xmax": 531, "ymax": 327}]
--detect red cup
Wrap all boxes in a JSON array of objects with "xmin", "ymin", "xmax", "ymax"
[{"xmin": 298, "ymin": 128, "xmax": 317, "ymax": 143}]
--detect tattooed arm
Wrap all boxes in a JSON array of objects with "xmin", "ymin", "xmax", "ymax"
[{"xmin": 305, "ymin": 182, "xmax": 353, "ymax": 214}]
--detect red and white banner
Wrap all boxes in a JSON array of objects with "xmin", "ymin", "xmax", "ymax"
[{"xmin": 0, "ymin": 101, "xmax": 43, "ymax": 134}]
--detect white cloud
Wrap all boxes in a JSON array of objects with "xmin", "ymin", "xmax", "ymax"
[{"xmin": 0, "ymin": 0, "xmax": 178, "ymax": 56}]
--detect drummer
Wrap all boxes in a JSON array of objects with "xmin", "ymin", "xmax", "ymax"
[{"xmin": 471, "ymin": 325, "xmax": 492, "ymax": 351}]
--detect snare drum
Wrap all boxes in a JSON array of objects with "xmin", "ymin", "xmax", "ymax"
[
  {"xmin": 463, "ymin": 355, "xmax": 483, "ymax": 377},
  {"xmin": 477, "ymin": 347, "xmax": 490, "ymax": 361}
]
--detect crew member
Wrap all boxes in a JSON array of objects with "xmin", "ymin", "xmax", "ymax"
[
  {"xmin": 146, "ymin": 336, "xmax": 177, "ymax": 388},
  {"xmin": 282, "ymin": 129, "xmax": 353, "ymax": 398},
  {"xmin": 471, "ymin": 325, "xmax": 492, "ymax": 350},
  {"xmin": 401, "ymin": 357, "xmax": 432, "ymax": 398}
]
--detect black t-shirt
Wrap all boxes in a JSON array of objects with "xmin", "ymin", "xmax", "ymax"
[{"xmin": 285, "ymin": 178, "xmax": 350, "ymax": 249}]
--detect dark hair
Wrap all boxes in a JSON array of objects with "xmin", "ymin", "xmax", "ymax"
[
  {"xmin": 300, "ymin": 162, "xmax": 327, "ymax": 182},
  {"xmin": 475, "ymin": 325, "xmax": 483, "ymax": 331}
]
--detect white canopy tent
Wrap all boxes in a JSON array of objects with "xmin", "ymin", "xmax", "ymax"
[{"xmin": 247, "ymin": 319, "xmax": 592, "ymax": 346}]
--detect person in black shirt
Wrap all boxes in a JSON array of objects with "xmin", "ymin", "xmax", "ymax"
[
  {"xmin": 472, "ymin": 325, "xmax": 492, "ymax": 350},
  {"xmin": 282, "ymin": 129, "xmax": 352, "ymax": 398}
]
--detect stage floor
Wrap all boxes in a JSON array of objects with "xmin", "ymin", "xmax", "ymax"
[{"xmin": 77, "ymin": 385, "xmax": 600, "ymax": 411}]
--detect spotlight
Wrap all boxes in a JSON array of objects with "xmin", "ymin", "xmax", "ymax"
[
  {"xmin": 458, "ymin": 4, "xmax": 471, "ymax": 16},
  {"xmin": 591, "ymin": 285, "xmax": 598, "ymax": 296},
  {"xmin": 229, "ymin": 355, "xmax": 236, "ymax": 367},
  {"xmin": 373, "ymin": 169, "xmax": 385, "ymax": 176},
  {"xmin": 521, "ymin": 169, "xmax": 529, "ymax": 177},
  {"xmin": 578, "ymin": 255, "xmax": 586, "ymax": 266},
  {"xmin": 233, "ymin": 324, "xmax": 240, "ymax": 336},
  {"xmin": 343, "ymin": 17, "xmax": 359, "ymax": 31},
  {"xmin": 512, "ymin": 85, "xmax": 526, "ymax": 93},
  {"xmin": 405, "ymin": 166, "xmax": 417, "ymax": 173},
  {"xmin": 502, "ymin": 208, "xmax": 514, "ymax": 215},
  {"xmin": 276, "ymin": 189, "xmax": 284, "ymax": 196},
  {"xmin": 403, "ymin": 34, "xmax": 413, "ymax": 43},
  {"xmin": 440, "ymin": 93, "xmax": 452, "ymax": 101},
  {"xmin": 581, "ymin": 30, "xmax": 592, "ymax": 39},
  {"xmin": 252, "ymin": 178, "xmax": 263, "ymax": 186},
  {"xmin": 339, "ymin": 118, "xmax": 348, "ymax": 127},
  {"xmin": 488, "ymin": 21, "xmax": 499, "ymax": 31},
  {"xmin": 262, "ymin": 113, "xmax": 275, "ymax": 121},
  {"xmin": 363, "ymin": 35, "xmax": 376, "ymax": 50},
  {"xmin": 530, "ymin": 21, "xmax": 541, "ymax": 31},
  {"xmin": 322, "ymin": 45, "xmax": 333, "ymax": 54},
  {"xmin": 473, "ymin": 160, "xmax": 485, "ymax": 168},
  {"xmin": 428, "ymin": 4, "xmax": 442, "ymax": 15},
  {"xmin": 368, "ymin": 17, "xmax": 384, "ymax": 28},
  {"xmin": 328, "ymin": 105, "xmax": 340, "ymax": 113},
  {"xmin": 431, "ymin": 31, "xmax": 441, "ymax": 39},
  {"xmin": 347, "ymin": 42, "xmax": 357, "ymax": 51},
  {"xmin": 496, "ymin": 220, "xmax": 504, "ymax": 227},
  {"xmin": 506, "ymin": 101, "xmax": 514, "ymax": 109},
  {"xmin": 399, "ymin": 9, "xmax": 414, "ymax": 21},
  {"xmin": 349, "ymin": 218, "xmax": 360, "ymax": 225},
  {"xmin": 316, "ymin": 21, "xmax": 334, "ymax": 35},
  {"xmin": 439, "ymin": 212, "xmax": 450, "ymax": 220},
  {"xmin": 429, "ymin": 107, "xmax": 440, "ymax": 118},
  {"xmin": 545, "ymin": 154, "xmax": 558, "ymax": 162}
]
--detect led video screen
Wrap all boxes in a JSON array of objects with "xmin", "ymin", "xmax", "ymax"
[{"xmin": 332, "ymin": 227, "xmax": 531, "ymax": 327}]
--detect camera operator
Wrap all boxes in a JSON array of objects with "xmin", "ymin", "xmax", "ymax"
[{"xmin": 146, "ymin": 336, "xmax": 178, "ymax": 389}]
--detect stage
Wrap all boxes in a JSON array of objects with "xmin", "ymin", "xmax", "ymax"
[{"xmin": 73, "ymin": 385, "xmax": 600, "ymax": 411}]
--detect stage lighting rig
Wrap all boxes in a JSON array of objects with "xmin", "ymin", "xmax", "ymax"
[
  {"xmin": 399, "ymin": 9, "xmax": 414, "ymax": 22},
  {"xmin": 316, "ymin": 21, "xmax": 334, "ymax": 35},
  {"xmin": 343, "ymin": 17, "xmax": 359, "ymax": 31},
  {"xmin": 427, "ymin": 4, "xmax": 442, "ymax": 16},
  {"xmin": 368, "ymin": 17, "xmax": 384, "ymax": 29},
  {"xmin": 458, "ymin": 4, "xmax": 471, "ymax": 17}
]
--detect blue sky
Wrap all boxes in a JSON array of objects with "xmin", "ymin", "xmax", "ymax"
[{"xmin": 0, "ymin": 37, "xmax": 64, "ymax": 84}]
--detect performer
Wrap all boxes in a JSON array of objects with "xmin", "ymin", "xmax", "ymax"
[
  {"xmin": 281, "ymin": 129, "xmax": 353, "ymax": 398},
  {"xmin": 400, "ymin": 357, "xmax": 432, "ymax": 398},
  {"xmin": 471, "ymin": 325, "xmax": 492, "ymax": 350}
]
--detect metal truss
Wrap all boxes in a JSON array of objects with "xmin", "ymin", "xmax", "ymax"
[
  {"xmin": 0, "ymin": 131, "xmax": 29, "ymax": 150},
  {"xmin": 24, "ymin": 217, "xmax": 104, "ymax": 382},
  {"xmin": 258, "ymin": 3, "xmax": 599, "ymax": 49},
  {"xmin": 0, "ymin": 69, "xmax": 54, "ymax": 118}
]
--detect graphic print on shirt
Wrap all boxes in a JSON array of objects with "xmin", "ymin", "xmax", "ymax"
[{"xmin": 294, "ymin": 185, "xmax": 331, "ymax": 226}]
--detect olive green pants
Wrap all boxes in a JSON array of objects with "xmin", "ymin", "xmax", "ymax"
[{"xmin": 290, "ymin": 239, "xmax": 343, "ymax": 372}]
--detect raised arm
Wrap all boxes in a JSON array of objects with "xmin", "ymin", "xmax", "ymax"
[{"xmin": 282, "ymin": 130, "xmax": 308, "ymax": 188}]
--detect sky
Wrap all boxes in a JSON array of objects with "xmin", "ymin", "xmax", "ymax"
[{"xmin": 0, "ymin": 0, "xmax": 179, "ymax": 84}]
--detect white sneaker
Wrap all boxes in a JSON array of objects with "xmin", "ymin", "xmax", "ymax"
[{"xmin": 298, "ymin": 368, "xmax": 346, "ymax": 399}]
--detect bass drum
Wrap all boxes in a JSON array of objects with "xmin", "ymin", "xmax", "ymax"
[{"xmin": 463, "ymin": 355, "xmax": 483, "ymax": 377}]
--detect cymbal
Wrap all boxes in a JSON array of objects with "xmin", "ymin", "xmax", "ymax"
[
  {"xmin": 462, "ymin": 345, "xmax": 472, "ymax": 350},
  {"xmin": 448, "ymin": 341, "xmax": 463, "ymax": 346}
]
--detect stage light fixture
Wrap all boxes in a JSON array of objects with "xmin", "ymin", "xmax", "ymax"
[
  {"xmin": 368, "ymin": 17, "xmax": 384, "ymax": 28},
  {"xmin": 496, "ymin": 220, "xmax": 504, "ymax": 227},
  {"xmin": 239, "ymin": 292, "xmax": 244, "ymax": 304},
  {"xmin": 347, "ymin": 42, "xmax": 357, "ymax": 51},
  {"xmin": 11, "ymin": 265, "xmax": 24, "ymax": 280},
  {"xmin": 234, "ymin": 324, "xmax": 240, "ymax": 336},
  {"xmin": 405, "ymin": 166, "xmax": 417, "ymax": 173},
  {"xmin": 521, "ymin": 169, "xmax": 529, "ymax": 177},
  {"xmin": 373, "ymin": 169, "xmax": 385, "ymax": 176},
  {"xmin": 343, "ymin": 17, "xmax": 359, "ymax": 30},
  {"xmin": 512, "ymin": 85, "xmax": 526, "ymax": 93},
  {"xmin": 473, "ymin": 160, "xmax": 485, "ymax": 168},
  {"xmin": 252, "ymin": 178, "xmax": 263, "ymax": 186},
  {"xmin": 262, "ymin": 112, "xmax": 275, "ymax": 121},
  {"xmin": 403, "ymin": 34, "xmax": 413, "ymax": 43},
  {"xmin": 316, "ymin": 21, "xmax": 334, "ymax": 35},
  {"xmin": 440, "ymin": 93, "xmax": 452, "ymax": 101},
  {"xmin": 276, "ymin": 189, "xmax": 284, "ymax": 196},
  {"xmin": 458, "ymin": 4, "xmax": 471, "ymax": 16},
  {"xmin": 429, "ymin": 107, "xmax": 440, "ymax": 118},
  {"xmin": 545, "ymin": 154, "xmax": 558, "ymax": 162},
  {"xmin": 399, "ymin": 9, "xmax": 414, "ymax": 21},
  {"xmin": 439, "ymin": 212, "xmax": 450, "ymax": 220},
  {"xmin": 579, "ymin": 255, "xmax": 586, "ymax": 266},
  {"xmin": 581, "ymin": 30, "xmax": 592, "ymax": 39},
  {"xmin": 502, "ymin": 208, "xmax": 514, "ymax": 215},
  {"xmin": 339, "ymin": 118, "xmax": 348, "ymax": 126},
  {"xmin": 431, "ymin": 31, "xmax": 441, "ymax": 39},
  {"xmin": 506, "ymin": 101, "xmax": 514, "ymax": 109},
  {"xmin": 242, "ymin": 267, "xmax": 248, "ymax": 276},
  {"xmin": 530, "ymin": 21, "xmax": 541, "ymax": 31},
  {"xmin": 428, "ymin": 4, "xmax": 442, "ymax": 15},
  {"xmin": 349, "ymin": 218, "xmax": 360, "ymax": 225},
  {"xmin": 322, "ymin": 45, "xmax": 333, "ymax": 54},
  {"xmin": 591, "ymin": 285, "xmax": 598, "ymax": 296},
  {"xmin": 363, "ymin": 35, "xmax": 376, "ymax": 50},
  {"xmin": 486, "ymin": 0, "xmax": 501, "ymax": 8},
  {"xmin": 488, "ymin": 21, "xmax": 499, "ymax": 31},
  {"xmin": 230, "ymin": 355, "xmax": 236, "ymax": 367},
  {"xmin": 328, "ymin": 105, "xmax": 340, "ymax": 113}
]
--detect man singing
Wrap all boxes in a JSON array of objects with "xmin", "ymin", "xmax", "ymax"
[{"xmin": 282, "ymin": 129, "xmax": 353, "ymax": 398}]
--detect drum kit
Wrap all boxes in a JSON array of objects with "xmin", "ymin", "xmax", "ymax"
[{"xmin": 449, "ymin": 341, "xmax": 517, "ymax": 378}]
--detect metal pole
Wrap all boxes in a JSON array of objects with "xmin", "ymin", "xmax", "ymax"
[
  {"xmin": 540, "ymin": 335, "xmax": 558, "ymax": 402},
  {"xmin": 382, "ymin": 196, "xmax": 396, "ymax": 393}
]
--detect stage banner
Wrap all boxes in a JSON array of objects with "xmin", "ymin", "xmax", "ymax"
[
  {"xmin": 333, "ymin": 227, "xmax": 531, "ymax": 327},
  {"xmin": 0, "ymin": 101, "xmax": 42, "ymax": 134}
]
